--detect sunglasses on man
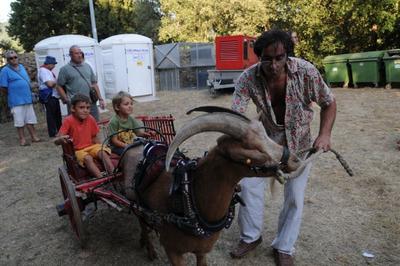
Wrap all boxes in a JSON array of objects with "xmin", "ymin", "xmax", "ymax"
[{"xmin": 8, "ymin": 56, "xmax": 18, "ymax": 60}]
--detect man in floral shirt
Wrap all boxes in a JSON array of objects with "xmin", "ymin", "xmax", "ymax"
[{"xmin": 230, "ymin": 30, "xmax": 336, "ymax": 266}]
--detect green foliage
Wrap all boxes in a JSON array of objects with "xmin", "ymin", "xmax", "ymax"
[
  {"xmin": 7, "ymin": 0, "xmax": 161, "ymax": 51},
  {"xmin": 7, "ymin": 0, "xmax": 91, "ymax": 51},
  {"xmin": 159, "ymin": 0, "xmax": 274, "ymax": 42},
  {"xmin": 133, "ymin": 0, "xmax": 161, "ymax": 42},
  {"xmin": 158, "ymin": 0, "xmax": 400, "ymax": 68},
  {"xmin": 0, "ymin": 22, "xmax": 23, "ymax": 54},
  {"xmin": 5, "ymin": 0, "xmax": 400, "ymax": 65},
  {"xmin": 266, "ymin": 0, "xmax": 400, "ymax": 67}
]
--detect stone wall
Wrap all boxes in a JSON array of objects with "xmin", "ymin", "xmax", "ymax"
[{"xmin": 18, "ymin": 53, "xmax": 38, "ymax": 90}]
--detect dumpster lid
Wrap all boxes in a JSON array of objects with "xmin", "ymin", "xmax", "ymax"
[
  {"xmin": 322, "ymin": 53, "xmax": 352, "ymax": 63},
  {"xmin": 383, "ymin": 49, "xmax": 400, "ymax": 58},
  {"xmin": 348, "ymin": 50, "xmax": 385, "ymax": 62}
]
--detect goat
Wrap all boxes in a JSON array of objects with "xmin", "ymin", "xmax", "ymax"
[{"xmin": 121, "ymin": 109, "xmax": 313, "ymax": 266}]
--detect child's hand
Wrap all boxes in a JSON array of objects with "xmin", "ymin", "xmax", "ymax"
[
  {"xmin": 99, "ymin": 99, "xmax": 106, "ymax": 109},
  {"xmin": 142, "ymin": 131, "xmax": 156, "ymax": 138},
  {"xmin": 54, "ymin": 135, "xmax": 70, "ymax": 145}
]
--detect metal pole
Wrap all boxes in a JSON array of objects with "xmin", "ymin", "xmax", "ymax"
[{"xmin": 88, "ymin": 0, "xmax": 98, "ymax": 42}]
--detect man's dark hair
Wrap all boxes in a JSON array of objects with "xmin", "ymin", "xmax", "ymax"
[
  {"xmin": 71, "ymin": 93, "xmax": 90, "ymax": 106},
  {"xmin": 253, "ymin": 30, "xmax": 293, "ymax": 57}
]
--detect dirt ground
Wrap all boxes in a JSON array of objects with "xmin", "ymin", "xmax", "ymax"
[{"xmin": 0, "ymin": 87, "xmax": 399, "ymax": 266}]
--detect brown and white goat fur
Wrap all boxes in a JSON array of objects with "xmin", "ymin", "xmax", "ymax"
[{"xmin": 122, "ymin": 111, "xmax": 306, "ymax": 266}]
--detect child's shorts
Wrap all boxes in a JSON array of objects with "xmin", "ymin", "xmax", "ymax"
[
  {"xmin": 11, "ymin": 104, "xmax": 37, "ymax": 127},
  {"xmin": 75, "ymin": 144, "xmax": 111, "ymax": 167}
]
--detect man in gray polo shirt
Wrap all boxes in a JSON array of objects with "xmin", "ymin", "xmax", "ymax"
[{"xmin": 57, "ymin": 45, "xmax": 105, "ymax": 121}]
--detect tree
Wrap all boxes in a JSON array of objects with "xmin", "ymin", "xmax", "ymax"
[
  {"xmin": 158, "ymin": 0, "xmax": 274, "ymax": 42},
  {"xmin": 132, "ymin": 0, "xmax": 161, "ymax": 42},
  {"xmin": 0, "ymin": 22, "xmax": 23, "ymax": 54},
  {"xmin": 159, "ymin": 0, "xmax": 400, "ymax": 68},
  {"xmin": 7, "ymin": 0, "xmax": 91, "ymax": 51},
  {"xmin": 267, "ymin": 0, "xmax": 400, "ymax": 67},
  {"xmin": 95, "ymin": 0, "xmax": 161, "ymax": 42},
  {"xmin": 268, "ymin": 0, "xmax": 335, "ymax": 66},
  {"xmin": 7, "ymin": 0, "xmax": 161, "ymax": 51}
]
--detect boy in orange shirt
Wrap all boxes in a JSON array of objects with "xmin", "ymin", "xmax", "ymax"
[{"xmin": 54, "ymin": 93, "xmax": 114, "ymax": 178}]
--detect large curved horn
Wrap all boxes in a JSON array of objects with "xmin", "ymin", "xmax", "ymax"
[
  {"xmin": 186, "ymin": 106, "xmax": 251, "ymax": 122},
  {"xmin": 165, "ymin": 112, "xmax": 251, "ymax": 171}
]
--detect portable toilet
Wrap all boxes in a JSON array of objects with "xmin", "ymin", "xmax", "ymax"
[
  {"xmin": 33, "ymin": 35, "xmax": 106, "ymax": 100},
  {"xmin": 100, "ymin": 34, "xmax": 156, "ymax": 100}
]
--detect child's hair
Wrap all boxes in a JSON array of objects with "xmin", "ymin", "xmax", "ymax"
[
  {"xmin": 112, "ymin": 91, "xmax": 133, "ymax": 114},
  {"xmin": 71, "ymin": 93, "xmax": 90, "ymax": 107}
]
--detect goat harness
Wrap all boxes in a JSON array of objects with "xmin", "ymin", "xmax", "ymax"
[{"xmin": 132, "ymin": 141, "xmax": 243, "ymax": 238}]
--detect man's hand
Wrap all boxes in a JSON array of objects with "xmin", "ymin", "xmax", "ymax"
[
  {"xmin": 315, "ymin": 99, "xmax": 336, "ymax": 152},
  {"xmin": 61, "ymin": 97, "xmax": 69, "ymax": 104},
  {"xmin": 56, "ymin": 86, "xmax": 68, "ymax": 103},
  {"xmin": 54, "ymin": 135, "xmax": 70, "ymax": 145},
  {"xmin": 92, "ymin": 83, "xmax": 104, "ymax": 109},
  {"xmin": 313, "ymin": 134, "xmax": 331, "ymax": 152}
]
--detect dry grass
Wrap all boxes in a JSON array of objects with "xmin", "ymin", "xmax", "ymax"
[{"xmin": 0, "ymin": 87, "xmax": 399, "ymax": 265}]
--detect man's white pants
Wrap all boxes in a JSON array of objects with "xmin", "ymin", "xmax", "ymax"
[{"xmin": 238, "ymin": 163, "xmax": 311, "ymax": 255}]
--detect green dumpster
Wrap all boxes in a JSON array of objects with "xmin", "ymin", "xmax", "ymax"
[
  {"xmin": 383, "ymin": 49, "xmax": 400, "ymax": 89},
  {"xmin": 322, "ymin": 54, "xmax": 351, "ymax": 87},
  {"xmin": 348, "ymin": 51, "xmax": 385, "ymax": 88}
]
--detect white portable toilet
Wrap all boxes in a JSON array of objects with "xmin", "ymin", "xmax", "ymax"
[
  {"xmin": 33, "ymin": 35, "xmax": 106, "ymax": 100},
  {"xmin": 100, "ymin": 34, "xmax": 156, "ymax": 100}
]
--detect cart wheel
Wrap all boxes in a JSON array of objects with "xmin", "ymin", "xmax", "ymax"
[
  {"xmin": 59, "ymin": 166, "xmax": 87, "ymax": 246},
  {"xmin": 385, "ymin": 83, "xmax": 392, "ymax": 89},
  {"xmin": 209, "ymin": 86, "xmax": 217, "ymax": 98}
]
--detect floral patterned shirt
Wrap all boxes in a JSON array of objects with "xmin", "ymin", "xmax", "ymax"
[{"xmin": 232, "ymin": 57, "xmax": 334, "ymax": 154}]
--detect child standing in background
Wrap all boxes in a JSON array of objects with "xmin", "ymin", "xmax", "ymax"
[{"xmin": 108, "ymin": 91, "xmax": 149, "ymax": 155}]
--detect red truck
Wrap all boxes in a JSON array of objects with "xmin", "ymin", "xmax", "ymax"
[{"xmin": 207, "ymin": 35, "xmax": 258, "ymax": 96}]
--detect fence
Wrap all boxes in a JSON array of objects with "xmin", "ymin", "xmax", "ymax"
[{"xmin": 155, "ymin": 42, "xmax": 215, "ymax": 90}]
